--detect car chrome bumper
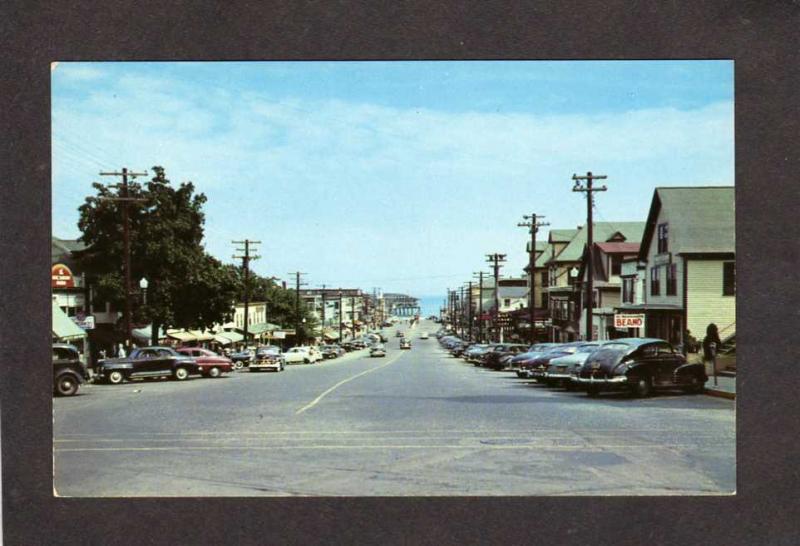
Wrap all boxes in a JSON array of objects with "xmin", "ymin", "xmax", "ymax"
[
  {"xmin": 545, "ymin": 372, "xmax": 572, "ymax": 380},
  {"xmin": 573, "ymin": 375, "xmax": 629, "ymax": 384}
]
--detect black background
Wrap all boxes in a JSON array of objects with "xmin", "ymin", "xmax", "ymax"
[{"xmin": 2, "ymin": 1, "xmax": 798, "ymax": 544}]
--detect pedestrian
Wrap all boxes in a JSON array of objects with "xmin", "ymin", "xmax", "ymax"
[
  {"xmin": 117, "ymin": 342, "xmax": 126, "ymax": 358},
  {"xmin": 702, "ymin": 323, "xmax": 721, "ymax": 383}
]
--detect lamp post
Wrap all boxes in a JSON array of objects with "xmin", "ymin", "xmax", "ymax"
[{"xmin": 139, "ymin": 277, "xmax": 149, "ymax": 305}]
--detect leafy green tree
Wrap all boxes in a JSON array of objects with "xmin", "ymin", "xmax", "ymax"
[
  {"xmin": 77, "ymin": 166, "xmax": 240, "ymax": 345},
  {"xmin": 238, "ymin": 270, "xmax": 318, "ymax": 343}
]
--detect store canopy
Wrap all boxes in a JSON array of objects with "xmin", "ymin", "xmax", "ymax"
[
  {"xmin": 219, "ymin": 330, "xmax": 244, "ymax": 343},
  {"xmin": 166, "ymin": 329, "xmax": 196, "ymax": 342},
  {"xmin": 132, "ymin": 325, "xmax": 168, "ymax": 343},
  {"xmin": 323, "ymin": 330, "xmax": 340, "ymax": 340},
  {"xmin": 189, "ymin": 329, "xmax": 215, "ymax": 341},
  {"xmin": 52, "ymin": 301, "xmax": 86, "ymax": 340},
  {"xmin": 213, "ymin": 334, "xmax": 233, "ymax": 345},
  {"xmin": 248, "ymin": 322, "xmax": 280, "ymax": 336}
]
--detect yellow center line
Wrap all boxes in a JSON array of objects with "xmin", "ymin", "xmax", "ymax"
[{"xmin": 295, "ymin": 351, "xmax": 404, "ymax": 414}]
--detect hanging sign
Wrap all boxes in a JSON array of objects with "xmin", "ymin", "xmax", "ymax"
[{"xmin": 51, "ymin": 264, "xmax": 75, "ymax": 288}]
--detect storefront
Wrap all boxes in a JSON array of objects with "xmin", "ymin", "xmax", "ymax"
[{"xmin": 613, "ymin": 303, "xmax": 685, "ymax": 351}]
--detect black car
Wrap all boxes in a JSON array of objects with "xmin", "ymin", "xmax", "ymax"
[
  {"xmin": 53, "ymin": 343, "xmax": 88, "ymax": 396},
  {"xmin": 574, "ymin": 338, "xmax": 706, "ymax": 397},
  {"xmin": 482, "ymin": 344, "xmax": 529, "ymax": 370},
  {"xmin": 95, "ymin": 346, "xmax": 200, "ymax": 384},
  {"xmin": 528, "ymin": 342, "xmax": 592, "ymax": 381}
]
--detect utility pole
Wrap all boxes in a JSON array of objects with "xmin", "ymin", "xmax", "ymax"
[
  {"xmin": 233, "ymin": 240, "xmax": 261, "ymax": 346},
  {"xmin": 572, "ymin": 171, "xmax": 608, "ymax": 341},
  {"xmin": 518, "ymin": 214, "xmax": 550, "ymax": 343},
  {"xmin": 486, "ymin": 253, "xmax": 506, "ymax": 342},
  {"xmin": 351, "ymin": 294, "xmax": 357, "ymax": 338},
  {"xmin": 467, "ymin": 281, "xmax": 474, "ymax": 341},
  {"xmin": 289, "ymin": 271, "xmax": 307, "ymax": 345},
  {"xmin": 338, "ymin": 289, "xmax": 344, "ymax": 341},
  {"xmin": 472, "ymin": 272, "xmax": 485, "ymax": 342},
  {"xmin": 99, "ymin": 168, "xmax": 148, "ymax": 349},
  {"xmin": 320, "ymin": 284, "xmax": 327, "ymax": 338}
]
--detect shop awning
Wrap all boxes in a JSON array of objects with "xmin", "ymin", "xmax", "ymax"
[
  {"xmin": 323, "ymin": 330, "xmax": 340, "ymax": 340},
  {"xmin": 219, "ymin": 330, "xmax": 243, "ymax": 343},
  {"xmin": 52, "ymin": 302, "xmax": 87, "ymax": 340},
  {"xmin": 213, "ymin": 334, "xmax": 233, "ymax": 345},
  {"xmin": 166, "ymin": 329, "xmax": 196, "ymax": 342},
  {"xmin": 189, "ymin": 329, "xmax": 215, "ymax": 341},
  {"xmin": 132, "ymin": 325, "xmax": 168, "ymax": 343},
  {"xmin": 248, "ymin": 322, "xmax": 280, "ymax": 336}
]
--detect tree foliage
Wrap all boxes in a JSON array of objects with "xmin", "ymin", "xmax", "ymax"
[{"xmin": 77, "ymin": 166, "xmax": 239, "ymax": 334}]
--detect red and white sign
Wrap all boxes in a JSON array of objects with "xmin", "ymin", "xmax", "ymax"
[
  {"xmin": 614, "ymin": 314, "xmax": 645, "ymax": 328},
  {"xmin": 51, "ymin": 263, "xmax": 75, "ymax": 288}
]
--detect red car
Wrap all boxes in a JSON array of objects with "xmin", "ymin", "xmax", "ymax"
[{"xmin": 175, "ymin": 347, "xmax": 233, "ymax": 378}]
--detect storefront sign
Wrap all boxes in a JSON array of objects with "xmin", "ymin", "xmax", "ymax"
[
  {"xmin": 72, "ymin": 315, "xmax": 95, "ymax": 330},
  {"xmin": 51, "ymin": 263, "xmax": 75, "ymax": 288},
  {"xmin": 614, "ymin": 314, "xmax": 645, "ymax": 328}
]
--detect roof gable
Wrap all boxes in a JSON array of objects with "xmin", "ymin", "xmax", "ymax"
[{"xmin": 552, "ymin": 222, "xmax": 646, "ymax": 263}]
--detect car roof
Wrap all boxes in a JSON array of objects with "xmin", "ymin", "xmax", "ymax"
[{"xmin": 604, "ymin": 338, "xmax": 668, "ymax": 347}]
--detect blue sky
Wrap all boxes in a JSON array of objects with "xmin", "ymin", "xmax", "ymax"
[{"xmin": 52, "ymin": 61, "xmax": 733, "ymax": 302}]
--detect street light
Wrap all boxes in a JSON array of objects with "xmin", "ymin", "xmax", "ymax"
[{"xmin": 139, "ymin": 277, "xmax": 149, "ymax": 305}]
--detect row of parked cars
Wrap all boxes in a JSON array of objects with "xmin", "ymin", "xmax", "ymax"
[{"xmin": 437, "ymin": 331, "xmax": 708, "ymax": 398}]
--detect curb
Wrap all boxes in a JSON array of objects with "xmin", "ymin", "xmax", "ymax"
[{"xmin": 705, "ymin": 388, "xmax": 735, "ymax": 400}]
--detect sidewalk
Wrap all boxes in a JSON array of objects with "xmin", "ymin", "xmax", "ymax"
[{"xmin": 705, "ymin": 374, "xmax": 736, "ymax": 400}]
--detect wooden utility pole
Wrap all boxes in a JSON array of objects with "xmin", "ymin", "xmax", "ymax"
[
  {"xmin": 337, "ymin": 289, "xmax": 344, "ymax": 341},
  {"xmin": 486, "ymin": 253, "xmax": 506, "ymax": 342},
  {"xmin": 289, "ymin": 272, "xmax": 307, "ymax": 344},
  {"xmin": 467, "ymin": 281, "xmax": 473, "ymax": 341},
  {"xmin": 351, "ymin": 294, "xmax": 357, "ymax": 338},
  {"xmin": 572, "ymin": 172, "xmax": 608, "ymax": 340},
  {"xmin": 233, "ymin": 240, "xmax": 261, "ymax": 346},
  {"xmin": 518, "ymin": 213, "xmax": 549, "ymax": 343},
  {"xmin": 473, "ymin": 272, "xmax": 485, "ymax": 342},
  {"xmin": 99, "ymin": 168, "xmax": 148, "ymax": 349}
]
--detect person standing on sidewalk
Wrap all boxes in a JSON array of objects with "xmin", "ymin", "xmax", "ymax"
[{"xmin": 703, "ymin": 323, "xmax": 722, "ymax": 385}]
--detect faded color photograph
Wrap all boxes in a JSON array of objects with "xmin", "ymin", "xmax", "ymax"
[{"xmin": 52, "ymin": 61, "xmax": 735, "ymax": 496}]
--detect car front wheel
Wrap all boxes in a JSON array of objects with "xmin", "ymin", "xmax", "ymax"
[
  {"xmin": 174, "ymin": 367, "xmax": 189, "ymax": 381},
  {"xmin": 630, "ymin": 375, "xmax": 653, "ymax": 397},
  {"xmin": 107, "ymin": 370, "xmax": 125, "ymax": 385},
  {"xmin": 55, "ymin": 374, "xmax": 79, "ymax": 396}
]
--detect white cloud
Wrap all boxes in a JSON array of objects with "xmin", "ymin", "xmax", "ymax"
[{"xmin": 52, "ymin": 69, "xmax": 733, "ymax": 295}]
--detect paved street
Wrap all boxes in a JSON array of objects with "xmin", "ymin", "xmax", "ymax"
[{"xmin": 54, "ymin": 320, "xmax": 735, "ymax": 496}]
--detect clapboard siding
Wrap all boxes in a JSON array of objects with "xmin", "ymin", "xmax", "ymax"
[{"xmin": 686, "ymin": 260, "xmax": 736, "ymax": 338}]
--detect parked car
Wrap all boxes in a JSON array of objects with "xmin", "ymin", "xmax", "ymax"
[
  {"xmin": 53, "ymin": 343, "xmax": 88, "ymax": 396},
  {"xmin": 230, "ymin": 348, "xmax": 255, "ymax": 369},
  {"xmin": 544, "ymin": 343, "xmax": 601, "ymax": 388},
  {"xmin": 175, "ymin": 347, "xmax": 234, "ymax": 378},
  {"xmin": 420, "ymin": 332, "xmax": 429, "ymax": 340},
  {"xmin": 482, "ymin": 343, "xmax": 529, "ymax": 370},
  {"xmin": 510, "ymin": 343, "xmax": 563, "ymax": 378},
  {"xmin": 370, "ymin": 345, "xmax": 387, "ymax": 357},
  {"xmin": 95, "ymin": 346, "xmax": 200, "ymax": 384},
  {"xmin": 320, "ymin": 344, "xmax": 345, "ymax": 359},
  {"xmin": 574, "ymin": 338, "xmax": 706, "ymax": 397},
  {"xmin": 528, "ymin": 342, "xmax": 593, "ymax": 381},
  {"xmin": 400, "ymin": 339, "xmax": 411, "ymax": 350},
  {"xmin": 283, "ymin": 346, "xmax": 322, "ymax": 364},
  {"xmin": 395, "ymin": 330, "xmax": 404, "ymax": 337},
  {"xmin": 463, "ymin": 344, "xmax": 490, "ymax": 362}
]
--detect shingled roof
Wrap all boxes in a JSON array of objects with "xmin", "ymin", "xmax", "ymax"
[
  {"xmin": 639, "ymin": 186, "xmax": 734, "ymax": 259},
  {"xmin": 551, "ymin": 222, "xmax": 646, "ymax": 263}
]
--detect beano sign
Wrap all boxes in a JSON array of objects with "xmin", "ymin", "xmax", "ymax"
[
  {"xmin": 614, "ymin": 314, "xmax": 644, "ymax": 328},
  {"xmin": 51, "ymin": 263, "xmax": 75, "ymax": 288}
]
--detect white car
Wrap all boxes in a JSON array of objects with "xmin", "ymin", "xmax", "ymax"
[
  {"xmin": 420, "ymin": 333, "xmax": 429, "ymax": 340},
  {"xmin": 283, "ymin": 346, "xmax": 322, "ymax": 364}
]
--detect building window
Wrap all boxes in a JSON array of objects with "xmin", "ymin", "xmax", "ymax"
[
  {"xmin": 540, "ymin": 271, "xmax": 548, "ymax": 287},
  {"xmin": 622, "ymin": 278, "xmax": 634, "ymax": 303},
  {"xmin": 611, "ymin": 255, "xmax": 622, "ymax": 276},
  {"xmin": 723, "ymin": 262, "xmax": 736, "ymax": 295},
  {"xmin": 650, "ymin": 266, "xmax": 660, "ymax": 296},
  {"xmin": 503, "ymin": 298, "xmax": 511, "ymax": 307},
  {"xmin": 666, "ymin": 263, "xmax": 677, "ymax": 296},
  {"xmin": 657, "ymin": 223, "xmax": 669, "ymax": 254}
]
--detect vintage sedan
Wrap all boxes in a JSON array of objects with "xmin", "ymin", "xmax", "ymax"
[
  {"xmin": 528, "ymin": 342, "xmax": 594, "ymax": 381},
  {"xmin": 510, "ymin": 343, "xmax": 562, "ymax": 378},
  {"xmin": 175, "ymin": 347, "xmax": 234, "ymax": 377},
  {"xmin": 400, "ymin": 339, "xmax": 412, "ymax": 350},
  {"xmin": 230, "ymin": 348, "xmax": 255, "ymax": 369},
  {"xmin": 95, "ymin": 346, "xmax": 200, "ymax": 384},
  {"xmin": 53, "ymin": 343, "xmax": 88, "ymax": 396},
  {"xmin": 482, "ymin": 343, "xmax": 529, "ymax": 370},
  {"xmin": 574, "ymin": 338, "xmax": 707, "ymax": 397},
  {"xmin": 370, "ymin": 344, "xmax": 387, "ymax": 357},
  {"xmin": 283, "ymin": 346, "xmax": 322, "ymax": 364},
  {"xmin": 543, "ymin": 343, "xmax": 601, "ymax": 388}
]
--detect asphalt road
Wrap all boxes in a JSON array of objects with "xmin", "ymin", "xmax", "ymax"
[{"xmin": 54, "ymin": 320, "xmax": 735, "ymax": 496}]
